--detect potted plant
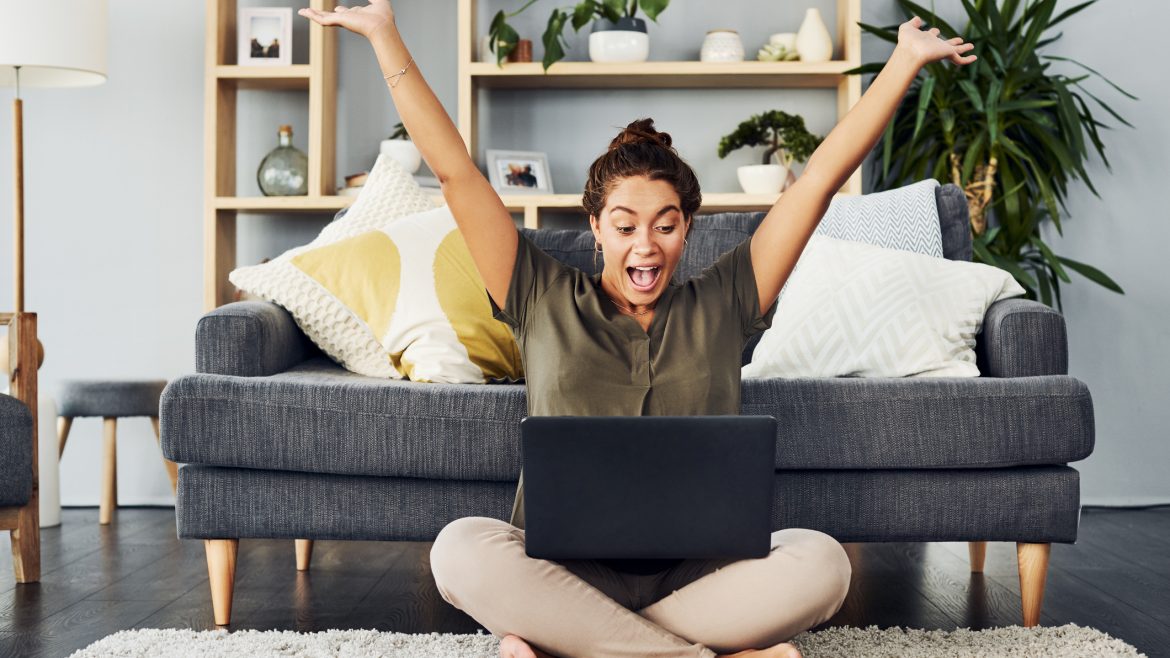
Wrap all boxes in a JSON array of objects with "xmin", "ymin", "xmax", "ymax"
[
  {"xmin": 489, "ymin": 0, "xmax": 670, "ymax": 71},
  {"xmin": 851, "ymin": 0, "xmax": 1132, "ymax": 309},
  {"xmin": 380, "ymin": 122, "xmax": 421, "ymax": 174},
  {"xmin": 485, "ymin": 0, "xmax": 539, "ymax": 66},
  {"xmin": 718, "ymin": 110, "xmax": 822, "ymax": 194}
]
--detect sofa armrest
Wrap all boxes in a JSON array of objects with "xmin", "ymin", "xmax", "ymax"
[
  {"xmin": 975, "ymin": 298, "xmax": 1068, "ymax": 377},
  {"xmin": 196, "ymin": 301, "xmax": 314, "ymax": 376}
]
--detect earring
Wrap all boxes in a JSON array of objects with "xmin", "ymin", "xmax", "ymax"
[{"xmin": 595, "ymin": 242, "xmax": 603, "ymax": 253}]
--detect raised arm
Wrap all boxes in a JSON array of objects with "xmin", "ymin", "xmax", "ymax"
[
  {"xmin": 749, "ymin": 16, "xmax": 977, "ymax": 313},
  {"xmin": 300, "ymin": 2, "xmax": 518, "ymax": 309}
]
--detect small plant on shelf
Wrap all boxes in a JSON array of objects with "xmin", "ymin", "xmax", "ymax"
[
  {"xmin": 489, "ymin": 0, "xmax": 670, "ymax": 71},
  {"xmin": 718, "ymin": 110, "xmax": 822, "ymax": 194}
]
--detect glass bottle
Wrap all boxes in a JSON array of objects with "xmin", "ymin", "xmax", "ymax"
[{"xmin": 257, "ymin": 124, "xmax": 308, "ymax": 196}]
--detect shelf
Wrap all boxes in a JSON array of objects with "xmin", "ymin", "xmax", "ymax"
[
  {"xmin": 467, "ymin": 60, "xmax": 858, "ymax": 90},
  {"xmin": 214, "ymin": 192, "xmax": 817, "ymax": 215},
  {"xmin": 215, "ymin": 65, "xmax": 311, "ymax": 90}
]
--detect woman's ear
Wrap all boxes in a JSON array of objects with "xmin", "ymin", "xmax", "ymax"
[{"xmin": 589, "ymin": 215, "xmax": 601, "ymax": 242}]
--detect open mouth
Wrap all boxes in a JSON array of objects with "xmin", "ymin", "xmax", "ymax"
[{"xmin": 627, "ymin": 265, "xmax": 661, "ymax": 292}]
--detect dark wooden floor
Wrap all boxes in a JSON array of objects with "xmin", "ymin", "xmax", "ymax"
[{"xmin": 1, "ymin": 507, "xmax": 1167, "ymax": 657}]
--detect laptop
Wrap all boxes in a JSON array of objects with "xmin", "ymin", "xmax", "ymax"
[{"xmin": 520, "ymin": 415, "xmax": 777, "ymax": 561}]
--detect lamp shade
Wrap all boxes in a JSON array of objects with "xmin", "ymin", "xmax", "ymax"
[{"xmin": 0, "ymin": 0, "xmax": 108, "ymax": 88}]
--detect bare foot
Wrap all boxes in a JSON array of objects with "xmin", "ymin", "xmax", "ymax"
[
  {"xmin": 717, "ymin": 642, "xmax": 802, "ymax": 658},
  {"xmin": 499, "ymin": 634, "xmax": 556, "ymax": 658}
]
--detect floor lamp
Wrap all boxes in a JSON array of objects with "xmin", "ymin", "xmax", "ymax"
[
  {"xmin": 0, "ymin": 1, "xmax": 108, "ymax": 314},
  {"xmin": 0, "ymin": 2, "xmax": 107, "ymax": 581}
]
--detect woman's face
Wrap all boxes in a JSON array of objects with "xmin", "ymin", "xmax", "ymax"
[{"xmin": 590, "ymin": 176, "xmax": 689, "ymax": 308}]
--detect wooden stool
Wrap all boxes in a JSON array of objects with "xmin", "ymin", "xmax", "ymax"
[{"xmin": 57, "ymin": 380, "xmax": 175, "ymax": 524}]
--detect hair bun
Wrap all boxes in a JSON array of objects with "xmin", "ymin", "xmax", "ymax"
[{"xmin": 608, "ymin": 118, "xmax": 673, "ymax": 152}]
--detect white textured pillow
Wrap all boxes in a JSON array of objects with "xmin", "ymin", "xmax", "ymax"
[
  {"xmin": 742, "ymin": 234, "xmax": 1026, "ymax": 379},
  {"xmin": 229, "ymin": 155, "xmax": 524, "ymax": 383}
]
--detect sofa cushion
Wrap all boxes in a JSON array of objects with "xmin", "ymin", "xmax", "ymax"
[
  {"xmin": 162, "ymin": 358, "xmax": 1094, "ymax": 479},
  {"xmin": 0, "ymin": 393, "xmax": 33, "ymax": 506}
]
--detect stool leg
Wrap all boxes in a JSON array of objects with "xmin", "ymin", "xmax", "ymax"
[
  {"xmin": 150, "ymin": 417, "xmax": 178, "ymax": 494},
  {"xmin": 57, "ymin": 416, "xmax": 73, "ymax": 458},
  {"xmin": 205, "ymin": 539, "xmax": 239, "ymax": 625},
  {"xmin": 100, "ymin": 417, "xmax": 117, "ymax": 525},
  {"xmin": 296, "ymin": 539, "xmax": 314, "ymax": 571}
]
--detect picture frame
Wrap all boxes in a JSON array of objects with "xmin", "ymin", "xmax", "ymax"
[
  {"xmin": 238, "ymin": 7, "xmax": 293, "ymax": 66},
  {"xmin": 486, "ymin": 150, "xmax": 554, "ymax": 194}
]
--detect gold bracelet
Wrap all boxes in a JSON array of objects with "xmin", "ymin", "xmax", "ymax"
[{"xmin": 383, "ymin": 57, "xmax": 414, "ymax": 88}]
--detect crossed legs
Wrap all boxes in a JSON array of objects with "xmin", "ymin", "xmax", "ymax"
[{"xmin": 429, "ymin": 517, "xmax": 851, "ymax": 658}]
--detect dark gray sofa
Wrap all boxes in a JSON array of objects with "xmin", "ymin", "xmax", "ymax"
[{"xmin": 160, "ymin": 183, "xmax": 1094, "ymax": 627}]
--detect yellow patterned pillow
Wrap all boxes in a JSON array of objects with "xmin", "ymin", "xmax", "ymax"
[{"xmin": 229, "ymin": 156, "xmax": 523, "ymax": 383}]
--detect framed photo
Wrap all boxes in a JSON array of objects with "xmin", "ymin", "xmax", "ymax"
[
  {"xmin": 486, "ymin": 150, "xmax": 554, "ymax": 194},
  {"xmin": 239, "ymin": 7, "xmax": 293, "ymax": 66}
]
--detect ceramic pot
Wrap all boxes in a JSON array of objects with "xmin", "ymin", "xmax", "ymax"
[
  {"xmin": 795, "ymin": 8, "xmax": 833, "ymax": 63},
  {"xmin": 701, "ymin": 29, "xmax": 744, "ymax": 62},
  {"xmin": 589, "ymin": 17, "xmax": 649, "ymax": 63},
  {"xmin": 380, "ymin": 139, "xmax": 421, "ymax": 174},
  {"xmin": 737, "ymin": 164, "xmax": 789, "ymax": 194}
]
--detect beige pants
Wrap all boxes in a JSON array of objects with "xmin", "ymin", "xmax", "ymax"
[{"xmin": 430, "ymin": 517, "xmax": 851, "ymax": 658}]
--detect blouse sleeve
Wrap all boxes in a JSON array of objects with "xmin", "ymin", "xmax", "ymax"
[
  {"xmin": 694, "ymin": 236, "xmax": 778, "ymax": 339},
  {"xmin": 488, "ymin": 230, "xmax": 573, "ymax": 333}
]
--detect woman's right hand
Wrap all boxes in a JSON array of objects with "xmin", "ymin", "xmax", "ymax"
[{"xmin": 298, "ymin": 1, "xmax": 395, "ymax": 41}]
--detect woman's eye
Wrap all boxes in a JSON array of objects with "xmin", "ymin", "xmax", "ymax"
[
  {"xmin": 617, "ymin": 227, "xmax": 634, "ymax": 234},
  {"xmin": 656, "ymin": 225, "xmax": 675, "ymax": 233}
]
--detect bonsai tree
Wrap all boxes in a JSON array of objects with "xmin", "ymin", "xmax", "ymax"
[
  {"xmin": 851, "ymin": 0, "xmax": 1132, "ymax": 309},
  {"xmin": 717, "ymin": 110, "xmax": 822, "ymax": 169},
  {"xmin": 387, "ymin": 121, "xmax": 409, "ymax": 141},
  {"xmin": 490, "ymin": 0, "xmax": 670, "ymax": 71}
]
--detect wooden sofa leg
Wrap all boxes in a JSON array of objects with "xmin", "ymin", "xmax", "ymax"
[
  {"xmin": 968, "ymin": 541, "xmax": 987, "ymax": 573},
  {"xmin": 296, "ymin": 539, "xmax": 314, "ymax": 571},
  {"xmin": 1017, "ymin": 542, "xmax": 1050, "ymax": 627},
  {"xmin": 10, "ymin": 503, "xmax": 41, "ymax": 582},
  {"xmin": 205, "ymin": 539, "xmax": 239, "ymax": 625}
]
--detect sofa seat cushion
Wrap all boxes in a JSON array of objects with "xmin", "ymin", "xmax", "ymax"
[
  {"xmin": 743, "ymin": 375, "xmax": 1094, "ymax": 469},
  {"xmin": 163, "ymin": 358, "xmax": 1094, "ymax": 479}
]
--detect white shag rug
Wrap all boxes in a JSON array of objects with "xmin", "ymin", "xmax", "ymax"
[{"xmin": 68, "ymin": 624, "xmax": 1146, "ymax": 658}]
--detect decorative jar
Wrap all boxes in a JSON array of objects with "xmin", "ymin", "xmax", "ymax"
[
  {"xmin": 701, "ymin": 29, "xmax": 745, "ymax": 62},
  {"xmin": 257, "ymin": 124, "xmax": 308, "ymax": 196}
]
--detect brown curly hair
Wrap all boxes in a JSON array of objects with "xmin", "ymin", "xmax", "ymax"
[{"xmin": 583, "ymin": 118, "xmax": 702, "ymax": 223}]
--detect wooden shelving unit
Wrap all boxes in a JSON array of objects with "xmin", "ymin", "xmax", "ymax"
[
  {"xmin": 456, "ymin": 0, "xmax": 862, "ymax": 229},
  {"xmin": 204, "ymin": 0, "xmax": 863, "ymax": 308},
  {"xmin": 203, "ymin": 0, "xmax": 337, "ymax": 310}
]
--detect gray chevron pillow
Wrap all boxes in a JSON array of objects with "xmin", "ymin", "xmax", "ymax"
[{"xmin": 817, "ymin": 179, "xmax": 943, "ymax": 257}]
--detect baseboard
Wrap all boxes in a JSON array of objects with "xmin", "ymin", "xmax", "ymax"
[{"xmin": 1082, "ymin": 496, "xmax": 1170, "ymax": 508}]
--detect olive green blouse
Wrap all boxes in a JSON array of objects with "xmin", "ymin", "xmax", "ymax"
[{"xmin": 489, "ymin": 230, "xmax": 777, "ymax": 574}]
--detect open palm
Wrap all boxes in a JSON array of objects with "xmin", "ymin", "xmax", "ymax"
[
  {"xmin": 298, "ymin": 1, "xmax": 395, "ymax": 40},
  {"xmin": 898, "ymin": 16, "xmax": 977, "ymax": 67}
]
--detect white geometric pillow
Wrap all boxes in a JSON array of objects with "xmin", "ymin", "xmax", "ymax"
[
  {"xmin": 229, "ymin": 155, "xmax": 524, "ymax": 383},
  {"xmin": 742, "ymin": 234, "xmax": 1026, "ymax": 379}
]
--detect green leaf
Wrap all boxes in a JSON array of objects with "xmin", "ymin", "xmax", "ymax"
[
  {"xmin": 896, "ymin": 0, "xmax": 962, "ymax": 36},
  {"xmin": 913, "ymin": 75, "xmax": 936, "ymax": 142},
  {"xmin": 1073, "ymin": 83, "xmax": 1135, "ymax": 129},
  {"xmin": 1029, "ymin": 235, "xmax": 1071, "ymax": 283},
  {"xmin": 1049, "ymin": 0, "xmax": 1097, "ymax": 28},
  {"xmin": 638, "ymin": 0, "xmax": 669, "ymax": 21},
  {"xmin": 986, "ymin": 78, "xmax": 1002, "ymax": 146},
  {"xmin": 958, "ymin": 79, "xmax": 985, "ymax": 112},
  {"xmin": 541, "ymin": 9, "xmax": 571, "ymax": 71},
  {"xmin": 1043, "ymin": 55, "xmax": 1138, "ymax": 100},
  {"xmin": 1057, "ymin": 255, "xmax": 1125, "ymax": 293},
  {"xmin": 857, "ymin": 22, "xmax": 899, "ymax": 44},
  {"xmin": 844, "ymin": 62, "xmax": 887, "ymax": 76}
]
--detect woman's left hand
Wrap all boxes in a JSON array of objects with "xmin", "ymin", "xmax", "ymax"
[{"xmin": 897, "ymin": 16, "xmax": 977, "ymax": 67}]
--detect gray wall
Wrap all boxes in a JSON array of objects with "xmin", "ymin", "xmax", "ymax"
[{"xmin": 0, "ymin": 0, "xmax": 1163, "ymax": 507}]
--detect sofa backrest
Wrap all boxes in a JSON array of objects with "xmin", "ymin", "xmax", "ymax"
[{"xmin": 524, "ymin": 182, "xmax": 973, "ymax": 277}]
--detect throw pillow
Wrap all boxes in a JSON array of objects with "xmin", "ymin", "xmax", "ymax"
[
  {"xmin": 742, "ymin": 234, "xmax": 1026, "ymax": 379},
  {"xmin": 229, "ymin": 155, "xmax": 523, "ymax": 383},
  {"xmin": 816, "ymin": 179, "xmax": 944, "ymax": 257}
]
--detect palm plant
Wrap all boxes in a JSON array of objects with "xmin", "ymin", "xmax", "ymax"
[{"xmin": 850, "ymin": 0, "xmax": 1134, "ymax": 309}]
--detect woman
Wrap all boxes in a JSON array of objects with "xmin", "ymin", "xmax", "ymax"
[{"xmin": 301, "ymin": 4, "xmax": 976, "ymax": 657}]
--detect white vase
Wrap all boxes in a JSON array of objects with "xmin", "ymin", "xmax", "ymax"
[
  {"xmin": 589, "ymin": 30, "xmax": 650, "ymax": 63},
  {"xmin": 38, "ymin": 395, "xmax": 60, "ymax": 528},
  {"xmin": 380, "ymin": 139, "xmax": 421, "ymax": 174},
  {"xmin": 737, "ymin": 164, "xmax": 789, "ymax": 194},
  {"xmin": 795, "ymin": 8, "xmax": 833, "ymax": 63}
]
